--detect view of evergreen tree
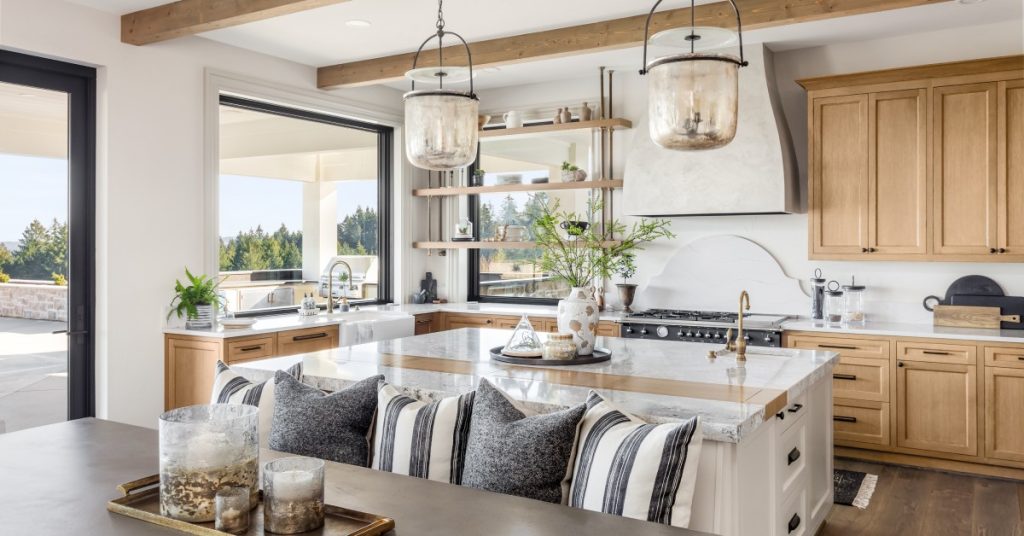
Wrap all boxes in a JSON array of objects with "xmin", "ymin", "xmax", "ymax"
[
  {"xmin": 337, "ymin": 206, "xmax": 378, "ymax": 255},
  {"xmin": 0, "ymin": 219, "xmax": 68, "ymax": 280}
]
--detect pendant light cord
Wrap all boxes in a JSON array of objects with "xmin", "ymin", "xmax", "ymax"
[{"xmin": 639, "ymin": 0, "xmax": 748, "ymax": 75}]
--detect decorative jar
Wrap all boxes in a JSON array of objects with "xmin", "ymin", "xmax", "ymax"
[
  {"xmin": 263, "ymin": 457, "xmax": 326, "ymax": 534},
  {"xmin": 543, "ymin": 333, "xmax": 577, "ymax": 360},
  {"xmin": 557, "ymin": 287, "xmax": 601, "ymax": 356},
  {"xmin": 158, "ymin": 404, "xmax": 259, "ymax": 522},
  {"xmin": 215, "ymin": 486, "xmax": 250, "ymax": 534}
]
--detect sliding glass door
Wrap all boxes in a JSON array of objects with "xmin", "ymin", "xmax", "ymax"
[{"xmin": 0, "ymin": 51, "xmax": 96, "ymax": 431}]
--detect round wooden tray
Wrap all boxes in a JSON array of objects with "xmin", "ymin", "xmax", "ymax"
[{"xmin": 490, "ymin": 346, "xmax": 612, "ymax": 366}]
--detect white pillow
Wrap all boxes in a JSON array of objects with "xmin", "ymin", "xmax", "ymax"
[
  {"xmin": 372, "ymin": 382, "xmax": 475, "ymax": 484},
  {"xmin": 210, "ymin": 360, "xmax": 302, "ymax": 446},
  {"xmin": 569, "ymin": 391, "xmax": 702, "ymax": 528}
]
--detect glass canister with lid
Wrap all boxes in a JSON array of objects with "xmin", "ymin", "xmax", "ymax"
[
  {"xmin": 543, "ymin": 333, "xmax": 578, "ymax": 360},
  {"xmin": 843, "ymin": 276, "xmax": 867, "ymax": 326},
  {"xmin": 825, "ymin": 281, "xmax": 845, "ymax": 327},
  {"xmin": 810, "ymin": 268, "xmax": 827, "ymax": 322}
]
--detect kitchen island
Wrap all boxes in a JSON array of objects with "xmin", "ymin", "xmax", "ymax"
[{"xmin": 236, "ymin": 328, "xmax": 839, "ymax": 536}]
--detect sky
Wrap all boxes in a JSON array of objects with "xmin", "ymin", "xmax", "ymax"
[{"xmin": 0, "ymin": 154, "xmax": 377, "ymax": 246}]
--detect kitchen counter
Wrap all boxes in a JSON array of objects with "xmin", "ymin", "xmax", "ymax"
[
  {"xmin": 783, "ymin": 319, "xmax": 1024, "ymax": 344},
  {"xmin": 234, "ymin": 328, "xmax": 837, "ymax": 443},
  {"xmin": 163, "ymin": 302, "xmax": 627, "ymax": 339}
]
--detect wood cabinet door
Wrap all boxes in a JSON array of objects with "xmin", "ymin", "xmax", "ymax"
[
  {"xmin": 413, "ymin": 313, "xmax": 437, "ymax": 335},
  {"xmin": 811, "ymin": 95, "xmax": 869, "ymax": 255},
  {"xmin": 896, "ymin": 360, "xmax": 977, "ymax": 456},
  {"xmin": 933, "ymin": 82, "xmax": 999, "ymax": 256},
  {"xmin": 868, "ymin": 89, "xmax": 928, "ymax": 255},
  {"xmin": 165, "ymin": 337, "xmax": 222, "ymax": 410},
  {"xmin": 985, "ymin": 366, "xmax": 1024, "ymax": 462},
  {"xmin": 999, "ymin": 79, "xmax": 1024, "ymax": 258},
  {"xmin": 444, "ymin": 314, "xmax": 495, "ymax": 330}
]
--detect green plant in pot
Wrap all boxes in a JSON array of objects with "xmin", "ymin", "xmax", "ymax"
[
  {"xmin": 533, "ymin": 198, "xmax": 673, "ymax": 354},
  {"xmin": 615, "ymin": 253, "xmax": 639, "ymax": 312},
  {"xmin": 560, "ymin": 161, "xmax": 586, "ymax": 183},
  {"xmin": 168, "ymin": 268, "xmax": 223, "ymax": 329}
]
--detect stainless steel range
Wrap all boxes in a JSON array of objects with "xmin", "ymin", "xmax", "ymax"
[{"xmin": 619, "ymin": 309, "xmax": 789, "ymax": 347}]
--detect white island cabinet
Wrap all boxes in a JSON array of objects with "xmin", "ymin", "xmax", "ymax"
[{"xmin": 236, "ymin": 328, "xmax": 838, "ymax": 536}]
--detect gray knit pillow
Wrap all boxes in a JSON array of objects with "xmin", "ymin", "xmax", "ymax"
[
  {"xmin": 461, "ymin": 379, "xmax": 586, "ymax": 504},
  {"xmin": 269, "ymin": 372, "xmax": 384, "ymax": 466}
]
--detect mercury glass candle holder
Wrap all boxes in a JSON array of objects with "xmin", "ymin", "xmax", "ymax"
[
  {"xmin": 263, "ymin": 457, "xmax": 326, "ymax": 534},
  {"xmin": 215, "ymin": 486, "xmax": 250, "ymax": 534},
  {"xmin": 158, "ymin": 404, "xmax": 259, "ymax": 522}
]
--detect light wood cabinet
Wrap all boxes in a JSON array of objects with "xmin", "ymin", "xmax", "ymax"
[
  {"xmin": 896, "ymin": 359, "xmax": 977, "ymax": 456},
  {"xmin": 413, "ymin": 313, "xmax": 439, "ymax": 335},
  {"xmin": 277, "ymin": 326, "xmax": 339, "ymax": 356},
  {"xmin": 985, "ymin": 366, "xmax": 1024, "ymax": 463},
  {"xmin": 440, "ymin": 312, "xmax": 618, "ymax": 337},
  {"xmin": 443, "ymin": 313, "xmax": 496, "ymax": 329},
  {"xmin": 833, "ymin": 398, "xmax": 890, "ymax": 447},
  {"xmin": 800, "ymin": 55, "xmax": 1024, "ymax": 262}
]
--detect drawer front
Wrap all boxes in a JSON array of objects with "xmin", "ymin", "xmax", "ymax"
[
  {"xmin": 778, "ymin": 487, "xmax": 808, "ymax": 536},
  {"xmin": 897, "ymin": 340, "xmax": 976, "ymax": 365},
  {"xmin": 833, "ymin": 398, "xmax": 891, "ymax": 447},
  {"xmin": 494, "ymin": 315, "xmax": 522, "ymax": 329},
  {"xmin": 832, "ymin": 357, "xmax": 889, "ymax": 402},
  {"xmin": 785, "ymin": 333, "xmax": 890, "ymax": 360},
  {"xmin": 225, "ymin": 336, "xmax": 275, "ymax": 363},
  {"xmin": 777, "ymin": 416, "xmax": 808, "ymax": 500},
  {"xmin": 596, "ymin": 321, "xmax": 619, "ymax": 337},
  {"xmin": 277, "ymin": 326, "xmax": 338, "ymax": 356},
  {"xmin": 413, "ymin": 313, "xmax": 437, "ymax": 335},
  {"xmin": 985, "ymin": 345, "xmax": 1024, "ymax": 369},
  {"xmin": 444, "ymin": 314, "xmax": 496, "ymax": 329},
  {"xmin": 777, "ymin": 392, "xmax": 808, "ymax": 435}
]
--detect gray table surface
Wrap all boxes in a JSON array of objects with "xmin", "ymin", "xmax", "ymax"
[{"xmin": 0, "ymin": 418, "xmax": 708, "ymax": 535}]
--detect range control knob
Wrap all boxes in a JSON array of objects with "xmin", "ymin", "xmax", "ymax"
[
  {"xmin": 625, "ymin": 326, "xmax": 634, "ymax": 334},
  {"xmin": 684, "ymin": 330, "xmax": 693, "ymax": 337},
  {"xmin": 640, "ymin": 328, "xmax": 649, "ymax": 336},
  {"xmin": 743, "ymin": 334, "xmax": 751, "ymax": 341},
  {"xmin": 704, "ymin": 332, "xmax": 712, "ymax": 339},
  {"xmin": 763, "ymin": 334, "xmax": 773, "ymax": 343},
  {"xmin": 656, "ymin": 326, "xmax": 669, "ymax": 338}
]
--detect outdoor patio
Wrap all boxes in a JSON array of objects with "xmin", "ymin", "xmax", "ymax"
[{"xmin": 0, "ymin": 317, "xmax": 67, "ymax": 433}]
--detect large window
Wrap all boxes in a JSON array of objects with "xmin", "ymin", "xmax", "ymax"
[{"xmin": 218, "ymin": 96, "xmax": 391, "ymax": 314}]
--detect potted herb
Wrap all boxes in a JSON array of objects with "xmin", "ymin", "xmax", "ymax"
[
  {"xmin": 614, "ymin": 253, "xmax": 638, "ymax": 312},
  {"xmin": 168, "ymin": 268, "xmax": 223, "ymax": 329},
  {"xmin": 560, "ymin": 161, "xmax": 587, "ymax": 183},
  {"xmin": 533, "ymin": 199, "xmax": 673, "ymax": 354}
]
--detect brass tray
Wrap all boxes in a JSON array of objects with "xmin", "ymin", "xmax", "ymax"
[{"xmin": 108, "ymin": 475, "xmax": 395, "ymax": 536}]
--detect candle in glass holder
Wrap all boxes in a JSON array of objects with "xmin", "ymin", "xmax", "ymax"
[
  {"xmin": 263, "ymin": 457, "xmax": 325, "ymax": 534},
  {"xmin": 215, "ymin": 486, "xmax": 250, "ymax": 534}
]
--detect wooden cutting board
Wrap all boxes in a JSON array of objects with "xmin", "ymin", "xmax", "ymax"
[{"xmin": 933, "ymin": 305, "xmax": 1021, "ymax": 329}]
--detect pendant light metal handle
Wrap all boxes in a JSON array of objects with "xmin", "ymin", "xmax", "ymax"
[
  {"xmin": 409, "ymin": 0, "xmax": 475, "ymax": 97},
  {"xmin": 639, "ymin": 0, "xmax": 748, "ymax": 75}
]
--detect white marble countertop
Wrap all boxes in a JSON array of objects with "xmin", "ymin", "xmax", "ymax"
[
  {"xmin": 164, "ymin": 302, "xmax": 627, "ymax": 339},
  {"xmin": 783, "ymin": 319, "xmax": 1024, "ymax": 344},
  {"xmin": 234, "ymin": 328, "xmax": 838, "ymax": 443}
]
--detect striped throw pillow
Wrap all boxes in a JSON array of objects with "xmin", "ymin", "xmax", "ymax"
[
  {"xmin": 569, "ymin": 392, "xmax": 703, "ymax": 528},
  {"xmin": 210, "ymin": 360, "xmax": 302, "ymax": 446},
  {"xmin": 372, "ymin": 382, "xmax": 475, "ymax": 484}
]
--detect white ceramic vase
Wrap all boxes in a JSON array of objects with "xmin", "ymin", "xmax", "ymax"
[{"xmin": 557, "ymin": 287, "xmax": 600, "ymax": 356}]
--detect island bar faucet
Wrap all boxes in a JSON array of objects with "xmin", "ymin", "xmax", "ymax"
[
  {"xmin": 725, "ymin": 290, "xmax": 752, "ymax": 361},
  {"xmin": 326, "ymin": 259, "xmax": 355, "ymax": 313}
]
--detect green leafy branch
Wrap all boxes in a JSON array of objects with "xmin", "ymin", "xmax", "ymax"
[{"xmin": 168, "ymin": 267, "xmax": 224, "ymax": 320}]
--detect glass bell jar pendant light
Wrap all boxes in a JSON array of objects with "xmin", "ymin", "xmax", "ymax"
[
  {"xmin": 404, "ymin": 0, "xmax": 479, "ymax": 171},
  {"xmin": 639, "ymin": 0, "xmax": 748, "ymax": 150}
]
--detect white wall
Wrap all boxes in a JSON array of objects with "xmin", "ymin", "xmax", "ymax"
[
  {"xmin": 458, "ymin": 20, "xmax": 1024, "ymax": 324},
  {"xmin": 0, "ymin": 0, "xmax": 403, "ymax": 427}
]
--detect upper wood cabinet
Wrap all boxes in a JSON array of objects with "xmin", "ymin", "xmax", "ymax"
[{"xmin": 800, "ymin": 55, "xmax": 1024, "ymax": 262}]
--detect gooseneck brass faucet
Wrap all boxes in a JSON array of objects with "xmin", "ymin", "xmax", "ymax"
[
  {"xmin": 326, "ymin": 259, "xmax": 354, "ymax": 313},
  {"xmin": 734, "ymin": 290, "xmax": 751, "ymax": 361}
]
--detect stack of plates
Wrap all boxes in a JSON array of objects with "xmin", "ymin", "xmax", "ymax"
[{"xmin": 220, "ymin": 318, "xmax": 256, "ymax": 329}]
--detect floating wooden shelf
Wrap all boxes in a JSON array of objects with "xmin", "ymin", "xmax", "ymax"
[
  {"xmin": 412, "ymin": 179, "xmax": 623, "ymax": 197},
  {"xmin": 413, "ymin": 240, "xmax": 622, "ymax": 250},
  {"xmin": 479, "ymin": 118, "xmax": 632, "ymax": 138}
]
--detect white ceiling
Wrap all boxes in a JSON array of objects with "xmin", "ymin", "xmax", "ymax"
[{"xmin": 70, "ymin": 0, "xmax": 1022, "ymax": 90}]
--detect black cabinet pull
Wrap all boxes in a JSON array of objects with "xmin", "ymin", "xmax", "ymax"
[
  {"xmin": 922, "ymin": 350, "xmax": 952, "ymax": 356},
  {"xmin": 1018, "ymin": 357, "xmax": 1024, "ymax": 361},
  {"xmin": 897, "ymin": 361, "xmax": 905, "ymax": 367},
  {"xmin": 990, "ymin": 247, "xmax": 999, "ymax": 254},
  {"xmin": 238, "ymin": 345, "xmax": 262, "ymax": 352},
  {"xmin": 818, "ymin": 344, "xmax": 858, "ymax": 350},
  {"xmin": 999, "ymin": 248, "xmax": 1008, "ymax": 253},
  {"xmin": 833, "ymin": 373, "xmax": 858, "ymax": 381},
  {"xmin": 788, "ymin": 513, "xmax": 801, "ymax": 533},
  {"xmin": 776, "ymin": 411, "xmax": 785, "ymax": 421},
  {"xmin": 787, "ymin": 403, "xmax": 804, "ymax": 414},
  {"xmin": 834, "ymin": 416, "xmax": 857, "ymax": 423},
  {"xmin": 788, "ymin": 447, "xmax": 801, "ymax": 466},
  {"xmin": 293, "ymin": 332, "xmax": 328, "ymax": 342},
  {"xmin": 861, "ymin": 247, "xmax": 869, "ymax": 253}
]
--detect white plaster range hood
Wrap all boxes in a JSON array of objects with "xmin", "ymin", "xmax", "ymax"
[{"xmin": 623, "ymin": 44, "xmax": 799, "ymax": 216}]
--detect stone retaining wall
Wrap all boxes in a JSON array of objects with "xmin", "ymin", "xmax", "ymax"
[{"xmin": 0, "ymin": 283, "xmax": 68, "ymax": 321}]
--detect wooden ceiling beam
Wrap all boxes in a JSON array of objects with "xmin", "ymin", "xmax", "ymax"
[
  {"xmin": 122, "ymin": 0, "xmax": 351, "ymax": 46},
  {"xmin": 317, "ymin": 0, "xmax": 951, "ymax": 89}
]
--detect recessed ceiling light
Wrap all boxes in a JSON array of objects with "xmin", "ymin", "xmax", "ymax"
[
  {"xmin": 345, "ymin": 19, "xmax": 372, "ymax": 27},
  {"xmin": 956, "ymin": 0, "xmax": 986, "ymax": 4}
]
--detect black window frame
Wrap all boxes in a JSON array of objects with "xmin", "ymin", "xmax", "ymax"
[
  {"xmin": 217, "ymin": 95, "xmax": 393, "ymax": 314},
  {"xmin": 466, "ymin": 152, "xmax": 559, "ymax": 306}
]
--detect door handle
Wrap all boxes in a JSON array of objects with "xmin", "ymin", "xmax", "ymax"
[
  {"xmin": 788, "ymin": 447, "xmax": 801, "ymax": 466},
  {"xmin": 788, "ymin": 513, "xmax": 801, "ymax": 533},
  {"xmin": 834, "ymin": 416, "xmax": 858, "ymax": 423},
  {"xmin": 833, "ymin": 373, "xmax": 858, "ymax": 381},
  {"xmin": 293, "ymin": 332, "xmax": 328, "ymax": 341},
  {"xmin": 53, "ymin": 329, "xmax": 87, "ymax": 336}
]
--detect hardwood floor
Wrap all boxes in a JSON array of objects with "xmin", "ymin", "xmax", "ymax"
[{"xmin": 823, "ymin": 458, "xmax": 1024, "ymax": 536}]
